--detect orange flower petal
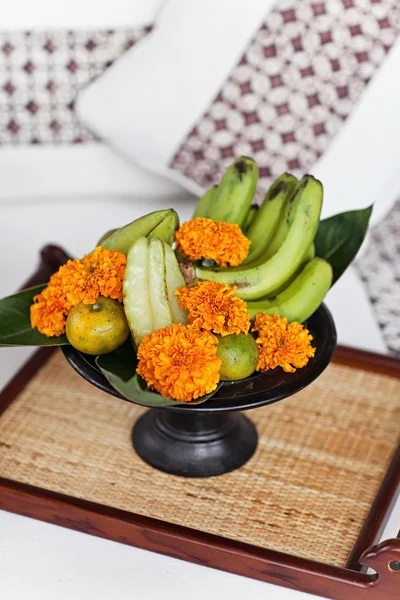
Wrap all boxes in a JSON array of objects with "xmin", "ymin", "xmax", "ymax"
[
  {"xmin": 137, "ymin": 324, "xmax": 221, "ymax": 402},
  {"xmin": 175, "ymin": 217, "xmax": 250, "ymax": 267},
  {"xmin": 175, "ymin": 281, "xmax": 250, "ymax": 336},
  {"xmin": 30, "ymin": 246, "xmax": 127, "ymax": 337},
  {"xmin": 252, "ymin": 313, "xmax": 315, "ymax": 373}
]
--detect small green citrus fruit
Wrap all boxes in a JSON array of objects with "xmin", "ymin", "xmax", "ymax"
[
  {"xmin": 216, "ymin": 333, "xmax": 258, "ymax": 381},
  {"xmin": 66, "ymin": 296, "xmax": 129, "ymax": 355}
]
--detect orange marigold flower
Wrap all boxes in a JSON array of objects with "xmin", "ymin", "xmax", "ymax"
[
  {"xmin": 136, "ymin": 324, "xmax": 221, "ymax": 402},
  {"xmin": 30, "ymin": 246, "xmax": 126, "ymax": 337},
  {"xmin": 175, "ymin": 217, "xmax": 250, "ymax": 267},
  {"xmin": 252, "ymin": 313, "xmax": 315, "ymax": 373},
  {"xmin": 175, "ymin": 281, "xmax": 250, "ymax": 336}
]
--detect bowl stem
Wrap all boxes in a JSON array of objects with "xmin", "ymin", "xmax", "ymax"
[{"xmin": 132, "ymin": 409, "xmax": 258, "ymax": 478}]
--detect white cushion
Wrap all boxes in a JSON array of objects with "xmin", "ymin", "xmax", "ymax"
[{"xmin": 78, "ymin": 0, "xmax": 270, "ymax": 185}]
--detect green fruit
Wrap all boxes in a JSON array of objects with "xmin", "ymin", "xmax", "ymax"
[
  {"xmin": 193, "ymin": 185, "xmax": 218, "ymax": 218},
  {"xmin": 304, "ymin": 243, "xmax": 315, "ymax": 262},
  {"xmin": 101, "ymin": 209, "xmax": 178, "ymax": 254},
  {"xmin": 123, "ymin": 237, "xmax": 173, "ymax": 345},
  {"xmin": 216, "ymin": 333, "xmax": 259, "ymax": 381},
  {"xmin": 196, "ymin": 176, "xmax": 323, "ymax": 300},
  {"xmin": 148, "ymin": 238, "xmax": 172, "ymax": 331},
  {"xmin": 259, "ymin": 179, "xmax": 304, "ymax": 261},
  {"xmin": 242, "ymin": 205, "xmax": 259, "ymax": 232},
  {"xmin": 66, "ymin": 296, "xmax": 129, "ymax": 355},
  {"xmin": 123, "ymin": 237, "xmax": 187, "ymax": 346},
  {"xmin": 148, "ymin": 211, "xmax": 179, "ymax": 246},
  {"xmin": 164, "ymin": 242, "xmax": 188, "ymax": 325},
  {"xmin": 123, "ymin": 237, "xmax": 154, "ymax": 345},
  {"xmin": 246, "ymin": 258, "xmax": 333, "ymax": 323},
  {"xmin": 97, "ymin": 228, "xmax": 117, "ymax": 246},
  {"xmin": 260, "ymin": 242, "xmax": 316, "ymax": 297},
  {"xmin": 261, "ymin": 206, "xmax": 292, "ymax": 261},
  {"xmin": 206, "ymin": 156, "xmax": 258, "ymax": 227},
  {"xmin": 244, "ymin": 173, "xmax": 298, "ymax": 262}
]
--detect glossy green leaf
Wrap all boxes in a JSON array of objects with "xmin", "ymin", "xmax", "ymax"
[
  {"xmin": 96, "ymin": 340, "xmax": 137, "ymax": 378},
  {"xmin": 0, "ymin": 285, "xmax": 68, "ymax": 346},
  {"xmin": 96, "ymin": 342, "xmax": 221, "ymax": 407},
  {"xmin": 314, "ymin": 205, "xmax": 373, "ymax": 285}
]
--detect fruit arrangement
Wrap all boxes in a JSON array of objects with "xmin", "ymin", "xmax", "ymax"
[{"xmin": 0, "ymin": 157, "xmax": 372, "ymax": 406}]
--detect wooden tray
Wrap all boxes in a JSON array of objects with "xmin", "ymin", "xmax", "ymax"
[{"xmin": 0, "ymin": 246, "xmax": 399, "ymax": 600}]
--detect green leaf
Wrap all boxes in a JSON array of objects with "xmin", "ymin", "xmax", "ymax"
[
  {"xmin": 96, "ymin": 340, "xmax": 137, "ymax": 380},
  {"xmin": 0, "ymin": 285, "xmax": 68, "ymax": 346},
  {"xmin": 96, "ymin": 342, "xmax": 221, "ymax": 407},
  {"xmin": 314, "ymin": 205, "xmax": 373, "ymax": 285}
]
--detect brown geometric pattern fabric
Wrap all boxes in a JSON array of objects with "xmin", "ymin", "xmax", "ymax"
[
  {"xmin": 0, "ymin": 28, "xmax": 149, "ymax": 144},
  {"xmin": 355, "ymin": 199, "xmax": 400, "ymax": 355},
  {"xmin": 170, "ymin": 0, "xmax": 400, "ymax": 197}
]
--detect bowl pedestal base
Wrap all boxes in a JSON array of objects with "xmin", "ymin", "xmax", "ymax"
[{"xmin": 132, "ymin": 409, "xmax": 257, "ymax": 478}]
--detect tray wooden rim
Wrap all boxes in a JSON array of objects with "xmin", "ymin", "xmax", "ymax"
[{"xmin": 0, "ymin": 246, "xmax": 399, "ymax": 600}]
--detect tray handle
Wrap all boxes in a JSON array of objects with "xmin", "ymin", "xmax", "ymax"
[{"xmin": 359, "ymin": 530, "xmax": 400, "ymax": 598}]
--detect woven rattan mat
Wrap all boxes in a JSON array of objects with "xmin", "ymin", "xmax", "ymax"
[{"xmin": 1, "ymin": 351, "xmax": 399, "ymax": 568}]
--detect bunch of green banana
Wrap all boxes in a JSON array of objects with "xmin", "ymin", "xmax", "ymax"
[
  {"xmin": 192, "ymin": 156, "xmax": 258, "ymax": 227},
  {"xmin": 244, "ymin": 173, "xmax": 298, "ymax": 262},
  {"xmin": 246, "ymin": 258, "xmax": 332, "ymax": 323},
  {"xmin": 196, "ymin": 175, "xmax": 329, "ymax": 321},
  {"xmin": 97, "ymin": 209, "xmax": 179, "ymax": 254},
  {"xmin": 123, "ymin": 237, "xmax": 188, "ymax": 345}
]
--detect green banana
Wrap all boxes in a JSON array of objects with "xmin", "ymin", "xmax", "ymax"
[
  {"xmin": 260, "ymin": 180, "xmax": 302, "ymax": 260},
  {"xmin": 196, "ymin": 176, "xmax": 323, "ymax": 300},
  {"xmin": 242, "ymin": 205, "xmax": 258, "ymax": 232},
  {"xmin": 244, "ymin": 173, "xmax": 298, "ymax": 262},
  {"xmin": 247, "ymin": 217, "xmax": 316, "ymax": 271},
  {"xmin": 259, "ymin": 242, "xmax": 316, "ymax": 297},
  {"xmin": 100, "ymin": 209, "xmax": 178, "ymax": 254},
  {"xmin": 263, "ymin": 214, "xmax": 290, "ymax": 260},
  {"xmin": 304, "ymin": 242, "xmax": 315, "ymax": 262},
  {"xmin": 193, "ymin": 185, "xmax": 218, "ymax": 218},
  {"xmin": 206, "ymin": 156, "xmax": 258, "ymax": 226},
  {"xmin": 246, "ymin": 258, "xmax": 333, "ymax": 322}
]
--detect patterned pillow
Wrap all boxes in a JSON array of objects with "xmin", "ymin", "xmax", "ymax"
[
  {"xmin": 0, "ymin": 28, "xmax": 150, "ymax": 144},
  {"xmin": 355, "ymin": 198, "xmax": 400, "ymax": 354},
  {"xmin": 171, "ymin": 0, "xmax": 400, "ymax": 199}
]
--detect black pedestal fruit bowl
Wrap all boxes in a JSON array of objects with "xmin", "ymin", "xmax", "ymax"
[{"xmin": 62, "ymin": 304, "xmax": 336, "ymax": 478}]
